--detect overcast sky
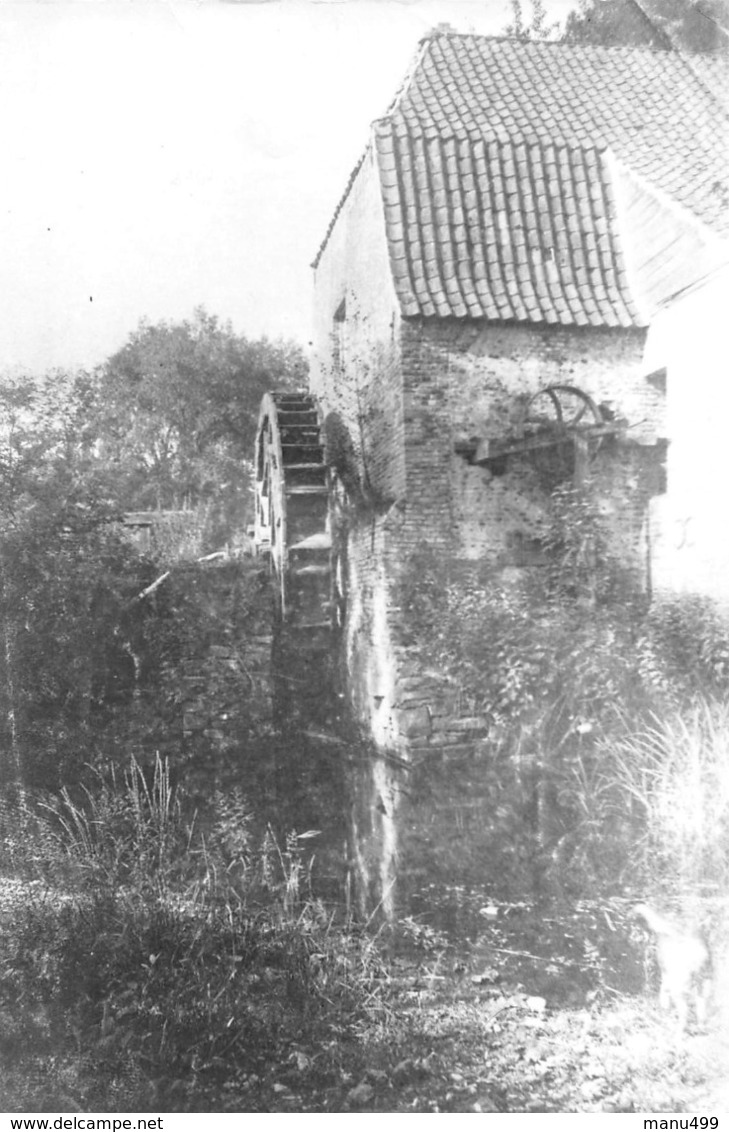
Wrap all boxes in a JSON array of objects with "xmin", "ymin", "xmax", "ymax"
[{"xmin": 0, "ymin": 0, "xmax": 577, "ymax": 374}]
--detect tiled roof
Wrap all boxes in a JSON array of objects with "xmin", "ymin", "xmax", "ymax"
[
  {"xmin": 319, "ymin": 33, "xmax": 729, "ymax": 328},
  {"xmin": 376, "ymin": 127, "xmax": 638, "ymax": 326},
  {"xmin": 388, "ymin": 35, "xmax": 728, "ymax": 232}
]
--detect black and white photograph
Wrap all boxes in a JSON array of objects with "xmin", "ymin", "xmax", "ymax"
[{"xmin": 0, "ymin": 0, "xmax": 728, "ymax": 1116}]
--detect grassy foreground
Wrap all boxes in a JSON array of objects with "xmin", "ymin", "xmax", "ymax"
[
  {"xmin": 1, "ymin": 878, "xmax": 728, "ymax": 1113},
  {"xmin": 1, "ymin": 726, "xmax": 727, "ymax": 1114}
]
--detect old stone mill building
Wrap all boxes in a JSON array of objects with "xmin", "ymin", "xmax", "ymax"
[{"xmin": 253, "ymin": 31, "xmax": 729, "ymax": 908}]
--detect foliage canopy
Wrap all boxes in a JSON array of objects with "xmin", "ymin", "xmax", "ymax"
[
  {"xmin": 504, "ymin": 0, "xmax": 729, "ymax": 51},
  {"xmin": 563, "ymin": 0, "xmax": 729, "ymax": 51},
  {"xmin": 92, "ymin": 308, "xmax": 306, "ymax": 539},
  {"xmin": 0, "ymin": 310, "xmax": 305, "ymax": 790}
]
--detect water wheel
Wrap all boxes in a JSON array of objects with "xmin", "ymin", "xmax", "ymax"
[
  {"xmin": 523, "ymin": 385, "xmax": 603, "ymax": 434},
  {"xmin": 253, "ymin": 392, "xmax": 343, "ymax": 632},
  {"xmin": 521, "ymin": 384, "xmax": 606, "ymax": 484}
]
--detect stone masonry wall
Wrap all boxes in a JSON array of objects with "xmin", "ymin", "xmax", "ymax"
[{"xmin": 179, "ymin": 560, "xmax": 273, "ymax": 756}]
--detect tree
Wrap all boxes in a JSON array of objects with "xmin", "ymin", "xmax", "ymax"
[
  {"xmin": 504, "ymin": 0, "xmax": 560, "ymax": 39},
  {"xmin": 93, "ymin": 308, "xmax": 307, "ymax": 545},
  {"xmin": 0, "ymin": 371, "xmax": 150, "ymax": 790},
  {"xmin": 563, "ymin": 0, "xmax": 729, "ymax": 53}
]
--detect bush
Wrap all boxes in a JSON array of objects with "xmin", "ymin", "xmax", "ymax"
[
  {"xmin": 637, "ymin": 593, "xmax": 729, "ymax": 706},
  {"xmin": 0, "ymin": 887, "xmax": 383, "ymax": 1111}
]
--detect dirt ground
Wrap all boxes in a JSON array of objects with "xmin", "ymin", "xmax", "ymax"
[
  {"xmin": 341, "ymin": 957, "xmax": 729, "ymax": 1113},
  {"xmin": 294, "ymin": 887, "xmax": 724, "ymax": 1118},
  {"xmin": 312, "ymin": 889, "xmax": 729, "ymax": 1114},
  {"xmin": 211, "ymin": 887, "xmax": 729, "ymax": 1114}
]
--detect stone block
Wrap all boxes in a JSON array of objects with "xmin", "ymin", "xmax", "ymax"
[
  {"xmin": 441, "ymin": 744, "xmax": 477, "ymax": 762},
  {"xmin": 448, "ymin": 716, "xmax": 490, "ymax": 733},
  {"xmin": 397, "ymin": 675, "xmax": 440, "ymax": 692},
  {"xmin": 423, "ymin": 732, "xmax": 459, "ymax": 747},
  {"xmin": 396, "ymin": 705, "xmax": 431, "ymax": 739}
]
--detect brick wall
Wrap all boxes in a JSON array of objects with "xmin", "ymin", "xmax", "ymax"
[
  {"xmin": 327, "ymin": 313, "xmax": 665, "ymax": 905},
  {"xmin": 364, "ymin": 316, "xmax": 664, "ymax": 754},
  {"xmin": 339, "ymin": 316, "xmax": 661, "ymax": 736},
  {"xmin": 397, "ymin": 318, "xmax": 658, "ymax": 569}
]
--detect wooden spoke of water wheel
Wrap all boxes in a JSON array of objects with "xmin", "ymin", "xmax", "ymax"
[
  {"xmin": 523, "ymin": 385, "xmax": 604, "ymax": 435},
  {"xmin": 253, "ymin": 392, "xmax": 343, "ymax": 631},
  {"xmin": 522, "ymin": 385, "xmax": 606, "ymax": 483}
]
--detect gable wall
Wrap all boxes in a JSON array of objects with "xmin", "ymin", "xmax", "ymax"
[{"xmin": 311, "ymin": 146, "xmax": 405, "ymax": 507}]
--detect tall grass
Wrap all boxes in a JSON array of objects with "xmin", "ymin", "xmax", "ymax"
[
  {"xmin": 0, "ymin": 757, "xmax": 390, "ymax": 1112},
  {"xmin": 553, "ymin": 696, "xmax": 729, "ymax": 902},
  {"xmin": 607, "ymin": 698, "xmax": 729, "ymax": 899},
  {"xmin": 43, "ymin": 755, "xmax": 184, "ymax": 894}
]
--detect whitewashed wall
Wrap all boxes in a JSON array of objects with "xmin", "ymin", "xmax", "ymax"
[{"xmin": 647, "ymin": 263, "xmax": 729, "ymax": 605}]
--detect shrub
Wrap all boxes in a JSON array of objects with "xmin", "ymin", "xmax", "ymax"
[
  {"xmin": 0, "ymin": 885, "xmax": 382, "ymax": 1110},
  {"xmin": 637, "ymin": 593, "xmax": 729, "ymax": 706}
]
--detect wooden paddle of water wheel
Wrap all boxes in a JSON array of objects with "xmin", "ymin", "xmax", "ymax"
[
  {"xmin": 252, "ymin": 393, "xmax": 349, "ymax": 878},
  {"xmin": 253, "ymin": 392, "xmax": 345, "ymax": 722}
]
